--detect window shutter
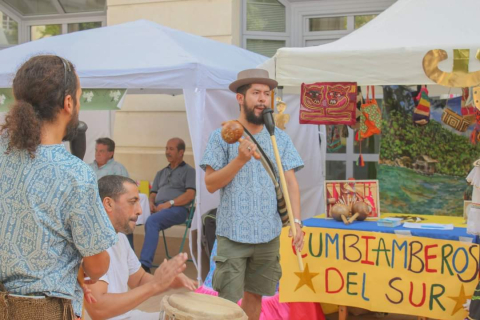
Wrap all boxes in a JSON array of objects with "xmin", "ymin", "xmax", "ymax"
[
  {"xmin": 246, "ymin": 39, "xmax": 285, "ymax": 58},
  {"xmin": 0, "ymin": 11, "xmax": 18, "ymax": 45},
  {"xmin": 247, "ymin": 0, "xmax": 286, "ymax": 33}
]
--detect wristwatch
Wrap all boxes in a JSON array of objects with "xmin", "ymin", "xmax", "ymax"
[
  {"xmin": 169, "ymin": 200, "xmax": 175, "ymax": 207},
  {"xmin": 294, "ymin": 218, "xmax": 303, "ymax": 228}
]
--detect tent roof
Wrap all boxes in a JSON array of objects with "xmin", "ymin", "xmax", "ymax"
[
  {"xmin": 261, "ymin": 0, "xmax": 480, "ymax": 86},
  {"xmin": 0, "ymin": 20, "xmax": 267, "ymax": 90}
]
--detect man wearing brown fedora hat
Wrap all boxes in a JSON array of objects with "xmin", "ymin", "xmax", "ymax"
[{"xmin": 200, "ymin": 69, "xmax": 304, "ymax": 319}]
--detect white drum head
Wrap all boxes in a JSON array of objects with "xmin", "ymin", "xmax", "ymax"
[{"xmin": 160, "ymin": 292, "xmax": 247, "ymax": 320}]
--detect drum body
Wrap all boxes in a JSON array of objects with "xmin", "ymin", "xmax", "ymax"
[{"xmin": 159, "ymin": 292, "xmax": 247, "ymax": 320}]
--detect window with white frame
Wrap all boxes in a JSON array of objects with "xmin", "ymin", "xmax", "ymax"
[
  {"xmin": 303, "ymin": 13, "xmax": 378, "ymax": 47},
  {"xmin": 304, "ymin": 13, "xmax": 380, "ymax": 179},
  {"xmin": 308, "ymin": 14, "xmax": 379, "ymax": 180},
  {"xmin": 241, "ymin": 1, "xmax": 390, "ymax": 180},
  {"xmin": 325, "ymin": 103, "xmax": 382, "ymax": 181},
  {"xmin": 0, "ymin": 9, "xmax": 18, "ymax": 47},
  {"xmin": 1, "ymin": 0, "xmax": 106, "ymax": 16},
  {"xmin": 0, "ymin": 0, "xmax": 105, "ymax": 47},
  {"xmin": 30, "ymin": 23, "xmax": 61, "ymax": 40},
  {"xmin": 247, "ymin": 0, "xmax": 285, "ymax": 32},
  {"xmin": 29, "ymin": 19, "xmax": 103, "ymax": 41},
  {"xmin": 243, "ymin": 0, "xmax": 288, "ymax": 57},
  {"xmin": 354, "ymin": 14, "xmax": 378, "ymax": 29},
  {"xmin": 67, "ymin": 21, "xmax": 102, "ymax": 33}
]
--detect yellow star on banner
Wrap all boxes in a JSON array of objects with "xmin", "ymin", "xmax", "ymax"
[
  {"xmin": 448, "ymin": 284, "xmax": 472, "ymax": 316},
  {"xmin": 294, "ymin": 263, "xmax": 319, "ymax": 293}
]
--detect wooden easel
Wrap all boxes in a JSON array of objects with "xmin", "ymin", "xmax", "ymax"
[{"xmin": 339, "ymin": 305, "xmax": 348, "ymax": 319}]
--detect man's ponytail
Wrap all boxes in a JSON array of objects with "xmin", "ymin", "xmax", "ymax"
[
  {"xmin": 0, "ymin": 55, "xmax": 77, "ymax": 158},
  {"xmin": 2, "ymin": 100, "xmax": 41, "ymax": 157}
]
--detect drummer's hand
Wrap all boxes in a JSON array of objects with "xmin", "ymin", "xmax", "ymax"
[
  {"xmin": 289, "ymin": 224, "xmax": 304, "ymax": 252},
  {"xmin": 237, "ymin": 137, "xmax": 256, "ymax": 164},
  {"xmin": 152, "ymin": 253, "xmax": 187, "ymax": 293},
  {"xmin": 79, "ymin": 269, "xmax": 97, "ymax": 304},
  {"xmin": 171, "ymin": 273, "xmax": 198, "ymax": 291},
  {"xmin": 82, "ymin": 285, "xmax": 97, "ymax": 304}
]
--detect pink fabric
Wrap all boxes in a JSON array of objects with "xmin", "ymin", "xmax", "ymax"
[
  {"xmin": 288, "ymin": 301, "xmax": 325, "ymax": 320},
  {"xmin": 195, "ymin": 286, "xmax": 291, "ymax": 320}
]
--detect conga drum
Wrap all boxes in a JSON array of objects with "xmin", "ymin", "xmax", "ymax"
[{"xmin": 159, "ymin": 292, "xmax": 247, "ymax": 320}]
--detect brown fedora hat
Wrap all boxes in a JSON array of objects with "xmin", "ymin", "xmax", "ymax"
[{"xmin": 229, "ymin": 68, "xmax": 278, "ymax": 93}]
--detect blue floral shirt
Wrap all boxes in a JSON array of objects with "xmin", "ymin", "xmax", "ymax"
[
  {"xmin": 200, "ymin": 126, "xmax": 303, "ymax": 244},
  {"xmin": 0, "ymin": 137, "xmax": 118, "ymax": 316}
]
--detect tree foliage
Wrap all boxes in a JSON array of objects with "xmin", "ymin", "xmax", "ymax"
[
  {"xmin": 39, "ymin": 25, "xmax": 61, "ymax": 39},
  {"xmin": 380, "ymin": 109, "xmax": 480, "ymax": 177}
]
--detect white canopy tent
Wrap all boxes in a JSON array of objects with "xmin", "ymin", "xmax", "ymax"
[
  {"xmin": 261, "ymin": 0, "xmax": 480, "ymax": 87},
  {"xmin": 0, "ymin": 20, "xmax": 267, "ymax": 91},
  {"xmin": 0, "ymin": 20, "xmax": 324, "ymax": 283},
  {"xmin": 0, "ymin": 19, "xmax": 269, "ymax": 162},
  {"xmin": 258, "ymin": 0, "xmax": 480, "ymax": 211}
]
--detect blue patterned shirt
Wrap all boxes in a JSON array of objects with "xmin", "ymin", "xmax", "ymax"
[
  {"xmin": 200, "ymin": 126, "xmax": 303, "ymax": 244},
  {"xmin": 0, "ymin": 137, "xmax": 118, "ymax": 316},
  {"xmin": 89, "ymin": 159, "xmax": 129, "ymax": 180}
]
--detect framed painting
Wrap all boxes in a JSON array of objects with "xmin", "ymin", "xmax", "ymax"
[{"xmin": 324, "ymin": 180, "xmax": 380, "ymax": 219}]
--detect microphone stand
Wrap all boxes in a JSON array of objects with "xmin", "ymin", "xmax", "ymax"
[{"xmin": 263, "ymin": 108, "xmax": 304, "ymax": 272}]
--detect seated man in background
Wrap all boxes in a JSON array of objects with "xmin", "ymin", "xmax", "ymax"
[
  {"xmin": 140, "ymin": 138, "xmax": 196, "ymax": 273},
  {"xmin": 90, "ymin": 137, "xmax": 129, "ymax": 179},
  {"xmin": 90, "ymin": 137, "xmax": 140, "ymax": 249},
  {"xmin": 86, "ymin": 175, "xmax": 196, "ymax": 320}
]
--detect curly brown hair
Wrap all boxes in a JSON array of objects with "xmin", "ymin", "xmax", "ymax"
[{"xmin": 0, "ymin": 55, "xmax": 78, "ymax": 157}]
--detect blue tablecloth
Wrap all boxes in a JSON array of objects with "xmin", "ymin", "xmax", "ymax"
[{"xmin": 303, "ymin": 218, "xmax": 479, "ymax": 243}]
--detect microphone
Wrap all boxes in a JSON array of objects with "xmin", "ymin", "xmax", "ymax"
[
  {"xmin": 70, "ymin": 121, "xmax": 88, "ymax": 160},
  {"xmin": 262, "ymin": 108, "xmax": 275, "ymax": 136}
]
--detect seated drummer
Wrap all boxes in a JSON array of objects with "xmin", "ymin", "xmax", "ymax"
[{"xmin": 85, "ymin": 175, "xmax": 197, "ymax": 320}]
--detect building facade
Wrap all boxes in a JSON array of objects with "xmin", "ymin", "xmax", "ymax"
[{"xmin": 0, "ymin": 0, "xmax": 395, "ymax": 181}]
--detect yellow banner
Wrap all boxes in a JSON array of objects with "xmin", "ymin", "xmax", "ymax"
[{"xmin": 280, "ymin": 227, "xmax": 479, "ymax": 320}]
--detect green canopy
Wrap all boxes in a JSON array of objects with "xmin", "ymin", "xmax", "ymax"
[{"xmin": 0, "ymin": 88, "xmax": 126, "ymax": 112}]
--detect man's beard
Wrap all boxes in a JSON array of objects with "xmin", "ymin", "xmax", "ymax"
[
  {"xmin": 122, "ymin": 222, "xmax": 134, "ymax": 235},
  {"xmin": 117, "ymin": 218, "xmax": 135, "ymax": 235},
  {"xmin": 63, "ymin": 105, "xmax": 79, "ymax": 142},
  {"xmin": 244, "ymin": 101, "xmax": 265, "ymax": 125}
]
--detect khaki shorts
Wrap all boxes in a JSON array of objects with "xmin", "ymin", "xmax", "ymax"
[{"xmin": 212, "ymin": 236, "xmax": 281, "ymax": 303}]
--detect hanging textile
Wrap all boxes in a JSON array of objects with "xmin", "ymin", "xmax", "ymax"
[{"xmin": 300, "ymin": 82, "xmax": 357, "ymax": 125}]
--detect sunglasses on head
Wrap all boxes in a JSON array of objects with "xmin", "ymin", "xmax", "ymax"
[{"xmin": 58, "ymin": 56, "xmax": 72, "ymax": 103}]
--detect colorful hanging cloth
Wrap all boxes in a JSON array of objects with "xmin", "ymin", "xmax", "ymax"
[
  {"xmin": 300, "ymin": 82, "xmax": 357, "ymax": 125},
  {"xmin": 413, "ymin": 86, "xmax": 431, "ymax": 125},
  {"xmin": 358, "ymin": 86, "xmax": 382, "ymax": 140}
]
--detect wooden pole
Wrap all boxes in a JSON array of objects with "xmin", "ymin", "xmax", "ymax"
[
  {"xmin": 271, "ymin": 89, "xmax": 275, "ymax": 109},
  {"xmin": 338, "ymin": 306, "xmax": 348, "ymax": 320},
  {"xmin": 270, "ymin": 134, "xmax": 304, "ymax": 271},
  {"xmin": 78, "ymin": 266, "xmax": 85, "ymax": 320}
]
